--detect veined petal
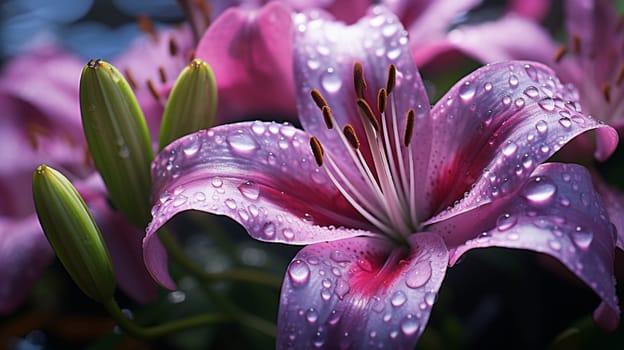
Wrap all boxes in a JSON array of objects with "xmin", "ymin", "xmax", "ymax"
[
  {"xmin": 423, "ymin": 61, "xmax": 617, "ymax": 219},
  {"xmin": 196, "ymin": 2, "xmax": 296, "ymax": 120},
  {"xmin": 432, "ymin": 163, "xmax": 619, "ymax": 329},
  {"xmin": 293, "ymin": 5, "xmax": 430, "ymax": 167},
  {"xmin": 145, "ymin": 122, "xmax": 375, "ymax": 288},
  {"xmin": 277, "ymin": 233, "xmax": 448, "ymax": 350}
]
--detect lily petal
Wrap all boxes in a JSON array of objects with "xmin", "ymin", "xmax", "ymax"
[
  {"xmin": 277, "ymin": 233, "xmax": 448, "ymax": 350},
  {"xmin": 196, "ymin": 1, "xmax": 296, "ymax": 121},
  {"xmin": 424, "ymin": 61, "xmax": 618, "ymax": 219},
  {"xmin": 434, "ymin": 163, "xmax": 619, "ymax": 330},
  {"xmin": 145, "ymin": 122, "xmax": 376, "ymax": 288}
]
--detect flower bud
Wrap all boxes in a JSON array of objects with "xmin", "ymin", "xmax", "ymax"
[
  {"xmin": 80, "ymin": 59, "xmax": 153, "ymax": 226},
  {"xmin": 32, "ymin": 165, "xmax": 116, "ymax": 303},
  {"xmin": 159, "ymin": 58, "xmax": 217, "ymax": 150}
]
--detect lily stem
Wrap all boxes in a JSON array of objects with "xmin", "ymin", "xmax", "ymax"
[
  {"xmin": 103, "ymin": 299, "xmax": 232, "ymax": 339},
  {"xmin": 157, "ymin": 228, "xmax": 283, "ymax": 289}
]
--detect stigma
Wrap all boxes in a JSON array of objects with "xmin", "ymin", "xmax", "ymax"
[{"xmin": 309, "ymin": 62, "xmax": 419, "ymax": 242}]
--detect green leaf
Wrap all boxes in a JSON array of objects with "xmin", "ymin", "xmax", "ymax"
[
  {"xmin": 159, "ymin": 58, "xmax": 218, "ymax": 150},
  {"xmin": 80, "ymin": 59, "xmax": 154, "ymax": 227},
  {"xmin": 32, "ymin": 165, "xmax": 116, "ymax": 303}
]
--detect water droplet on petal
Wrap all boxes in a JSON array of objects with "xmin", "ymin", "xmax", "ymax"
[
  {"xmin": 559, "ymin": 117, "xmax": 572, "ymax": 128},
  {"xmin": 183, "ymin": 141, "xmax": 200, "ymax": 157},
  {"xmin": 523, "ymin": 86, "xmax": 540, "ymax": 98},
  {"xmin": 508, "ymin": 74, "xmax": 519, "ymax": 87},
  {"xmin": 523, "ymin": 177, "xmax": 556, "ymax": 204},
  {"xmin": 335, "ymin": 278, "xmax": 350, "ymax": 298},
  {"xmin": 400, "ymin": 315, "xmax": 419, "ymax": 336},
  {"xmin": 515, "ymin": 98, "xmax": 525, "ymax": 108},
  {"xmin": 288, "ymin": 259, "xmax": 311, "ymax": 287},
  {"xmin": 459, "ymin": 81, "xmax": 476, "ymax": 101},
  {"xmin": 238, "ymin": 181, "xmax": 260, "ymax": 200},
  {"xmin": 424, "ymin": 292, "xmax": 436, "ymax": 306},
  {"xmin": 405, "ymin": 261, "xmax": 432, "ymax": 289},
  {"xmin": 535, "ymin": 120, "xmax": 548, "ymax": 134},
  {"xmin": 496, "ymin": 213, "xmax": 517, "ymax": 231},
  {"xmin": 390, "ymin": 291, "xmax": 407, "ymax": 307},
  {"xmin": 263, "ymin": 222, "xmax": 276, "ymax": 239},
  {"xmin": 484, "ymin": 82, "xmax": 493, "ymax": 91},
  {"xmin": 251, "ymin": 121, "xmax": 266, "ymax": 134},
  {"xmin": 330, "ymin": 250, "xmax": 351, "ymax": 263},
  {"xmin": 224, "ymin": 198, "xmax": 237, "ymax": 209},
  {"xmin": 502, "ymin": 141, "xmax": 518, "ymax": 157},
  {"xmin": 321, "ymin": 68, "xmax": 342, "ymax": 93},
  {"xmin": 538, "ymin": 98, "xmax": 555, "ymax": 111},
  {"xmin": 306, "ymin": 308, "xmax": 319, "ymax": 323},
  {"xmin": 571, "ymin": 230, "xmax": 593, "ymax": 249}
]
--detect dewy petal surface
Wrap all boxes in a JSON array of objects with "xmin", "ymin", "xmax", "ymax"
[
  {"xmin": 424, "ymin": 61, "xmax": 617, "ymax": 220},
  {"xmin": 145, "ymin": 122, "xmax": 376, "ymax": 288},
  {"xmin": 277, "ymin": 233, "xmax": 448, "ymax": 350},
  {"xmin": 433, "ymin": 163, "xmax": 619, "ymax": 329}
]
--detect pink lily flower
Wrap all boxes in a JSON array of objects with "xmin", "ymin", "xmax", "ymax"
[
  {"xmin": 144, "ymin": 6, "xmax": 621, "ymax": 347},
  {"xmin": 435, "ymin": 0, "xmax": 624, "ymax": 251}
]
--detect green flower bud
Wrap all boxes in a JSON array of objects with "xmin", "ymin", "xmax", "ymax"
[
  {"xmin": 159, "ymin": 58, "xmax": 218, "ymax": 150},
  {"xmin": 80, "ymin": 59, "xmax": 153, "ymax": 227},
  {"xmin": 32, "ymin": 165, "xmax": 116, "ymax": 303}
]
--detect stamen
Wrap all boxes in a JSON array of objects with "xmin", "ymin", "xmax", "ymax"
[
  {"xmin": 404, "ymin": 109, "xmax": 415, "ymax": 147},
  {"xmin": 377, "ymin": 88, "xmax": 387, "ymax": 114},
  {"xmin": 554, "ymin": 46, "xmax": 567, "ymax": 63},
  {"xmin": 571, "ymin": 35, "xmax": 581, "ymax": 55},
  {"xmin": 616, "ymin": 64, "xmax": 624, "ymax": 85},
  {"xmin": 310, "ymin": 136, "xmax": 324, "ymax": 166},
  {"xmin": 187, "ymin": 49, "xmax": 196, "ymax": 62},
  {"xmin": 124, "ymin": 68, "xmax": 138, "ymax": 89},
  {"xmin": 311, "ymin": 89, "xmax": 328, "ymax": 109},
  {"xmin": 601, "ymin": 82, "xmax": 611, "ymax": 102},
  {"xmin": 386, "ymin": 64, "xmax": 397, "ymax": 94},
  {"xmin": 146, "ymin": 79, "xmax": 161, "ymax": 101},
  {"xmin": 168, "ymin": 36, "xmax": 179, "ymax": 56},
  {"xmin": 343, "ymin": 124, "xmax": 360, "ymax": 149},
  {"xmin": 356, "ymin": 98, "xmax": 380, "ymax": 131},
  {"xmin": 158, "ymin": 66, "xmax": 167, "ymax": 83},
  {"xmin": 353, "ymin": 61, "xmax": 367, "ymax": 99},
  {"xmin": 322, "ymin": 106, "xmax": 334, "ymax": 129}
]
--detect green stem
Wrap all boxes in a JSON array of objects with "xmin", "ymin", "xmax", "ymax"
[
  {"xmin": 158, "ymin": 228, "xmax": 283, "ymax": 289},
  {"xmin": 103, "ymin": 299, "xmax": 232, "ymax": 339}
]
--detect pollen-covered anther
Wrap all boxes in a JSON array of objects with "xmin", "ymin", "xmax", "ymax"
[
  {"xmin": 554, "ymin": 45, "xmax": 568, "ymax": 63},
  {"xmin": 616, "ymin": 63, "xmax": 624, "ymax": 85},
  {"xmin": 356, "ymin": 98, "xmax": 380, "ymax": 131},
  {"xmin": 601, "ymin": 82, "xmax": 611, "ymax": 102},
  {"xmin": 386, "ymin": 64, "xmax": 397, "ymax": 94},
  {"xmin": 377, "ymin": 88, "xmax": 387, "ymax": 114},
  {"xmin": 343, "ymin": 124, "xmax": 360, "ymax": 149},
  {"xmin": 168, "ymin": 36, "xmax": 178, "ymax": 56},
  {"xmin": 124, "ymin": 68, "xmax": 138, "ymax": 89},
  {"xmin": 310, "ymin": 136, "xmax": 324, "ymax": 166},
  {"xmin": 146, "ymin": 79, "xmax": 161, "ymax": 101},
  {"xmin": 322, "ymin": 105, "xmax": 334, "ymax": 129},
  {"xmin": 158, "ymin": 66, "xmax": 167, "ymax": 83},
  {"xmin": 311, "ymin": 89, "xmax": 328, "ymax": 109},
  {"xmin": 404, "ymin": 109, "xmax": 415, "ymax": 147},
  {"xmin": 138, "ymin": 16, "xmax": 158, "ymax": 42},
  {"xmin": 353, "ymin": 61, "xmax": 367, "ymax": 99}
]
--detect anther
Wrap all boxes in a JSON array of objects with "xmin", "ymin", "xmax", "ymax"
[
  {"xmin": 353, "ymin": 61, "xmax": 367, "ymax": 99},
  {"xmin": 187, "ymin": 49, "xmax": 196, "ymax": 62},
  {"xmin": 601, "ymin": 82, "xmax": 611, "ymax": 103},
  {"xmin": 343, "ymin": 124, "xmax": 360, "ymax": 149},
  {"xmin": 124, "ymin": 68, "xmax": 137, "ymax": 89},
  {"xmin": 146, "ymin": 79, "xmax": 161, "ymax": 101},
  {"xmin": 138, "ymin": 16, "xmax": 157, "ymax": 42},
  {"xmin": 377, "ymin": 88, "xmax": 387, "ymax": 114},
  {"xmin": 87, "ymin": 59, "xmax": 102, "ymax": 69},
  {"xmin": 322, "ymin": 106, "xmax": 334, "ymax": 129},
  {"xmin": 571, "ymin": 35, "xmax": 581, "ymax": 55},
  {"xmin": 310, "ymin": 136, "xmax": 324, "ymax": 166},
  {"xmin": 386, "ymin": 64, "xmax": 397, "ymax": 94},
  {"xmin": 404, "ymin": 109, "xmax": 415, "ymax": 147},
  {"xmin": 158, "ymin": 66, "xmax": 167, "ymax": 83},
  {"xmin": 616, "ymin": 63, "xmax": 624, "ymax": 85},
  {"xmin": 311, "ymin": 89, "xmax": 328, "ymax": 109},
  {"xmin": 168, "ymin": 37, "xmax": 178, "ymax": 56},
  {"xmin": 554, "ymin": 46, "xmax": 567, "ymax": 63},
  {"xmin": 356, "ymin": 98, "xmax": 380, "ymax": 131}
]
